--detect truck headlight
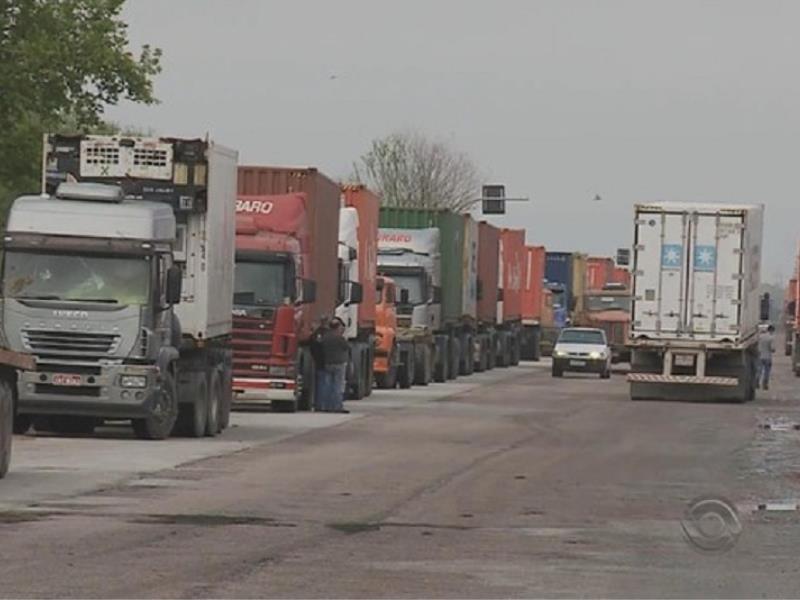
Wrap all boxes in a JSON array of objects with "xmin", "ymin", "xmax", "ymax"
[
  {"xmin": 120, "ymin": 375, "xmax": 147, "ymax": 388},
  {"xmin": 270, "ymin": 366, "xmax": 289, "ymax": 377}
]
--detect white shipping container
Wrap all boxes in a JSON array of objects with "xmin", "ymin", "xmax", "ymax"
[
  {"xmin": 630, "ymin": 201, "xmax": 763, "ymax": 346},
  {"xmin": 175, "ymin": 142, "xmax": 237, "ymax": 341}
]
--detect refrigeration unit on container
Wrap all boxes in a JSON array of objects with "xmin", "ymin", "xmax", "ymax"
[{"xmin": 627, "ymin": 201, "xmax": 764, "ymax": 402}]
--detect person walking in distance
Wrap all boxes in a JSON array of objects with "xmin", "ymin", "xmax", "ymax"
[
  {"xmin": 321, "ymin": 318, "xmax": 350, "ymax": 413},
  {"xmin": 758, "ymin": 324, "xmax": 776, "ymax": 390}
]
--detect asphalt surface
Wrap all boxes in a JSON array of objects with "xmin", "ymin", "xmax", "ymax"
[{"xmin": 1, "ymin": 356, "xmax": 800, "ymax": 598}]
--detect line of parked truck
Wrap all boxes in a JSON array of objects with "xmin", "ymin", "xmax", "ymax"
[{"xmin": 0, "ymin": 132, "xmax": 627, "ymax": 479}]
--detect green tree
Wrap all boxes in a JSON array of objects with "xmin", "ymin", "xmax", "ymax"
[
  {"xmin": 352, "ymin": 131, "xmax": 482, "ymax": 212},
  {"xmin": 0, "ymin": 0, "xmax": 161, "ymax": 208}
]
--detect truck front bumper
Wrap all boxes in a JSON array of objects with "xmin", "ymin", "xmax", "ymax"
[
  {"xmin": 17, "ymin": 364, "xmax": 160, "ymax": 419},
  {"xmin": 232, "ymin": 377, "xmax": 295, "ymax": 403}
]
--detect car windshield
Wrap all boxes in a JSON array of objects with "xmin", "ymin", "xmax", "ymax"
[
  {"xmin": 382, "ymin": 272, "xmax": 425, "ymax": 305},
  {"xmin": 3, "ymin": 251, "xmax": 150, "ymax": 305},
  {"xmin": 558, "ymin": 329, "xmax": 606, "ymax": 345},
  {"xmin": 234, "ymin": 259, "xmax": 290, "ymax": 306},
  {"xmin": 585, "ymin": 295, "xmax": 631, "ymax": 312}
]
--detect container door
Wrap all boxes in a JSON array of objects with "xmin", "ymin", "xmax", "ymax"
[
  {"xmin": 686, "ymin": 213, "xmax": 743, "ymax": 339},
  {"xmin": 633, "ymin": 210, "xmax": 689, "ymax": 336}
]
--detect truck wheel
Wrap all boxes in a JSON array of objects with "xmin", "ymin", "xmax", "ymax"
[
  {"xmin": 510, "ymin": 336, "xmax": 521, "ymax": 366},
  {"xmin": 0, "ymin": 380, "xmax": 12, "ymax": 479},
  {"xmin": 460, "ymin": 335, "xmax": 475, "ymax": 376},
  {"xmin": 448, "ymin": 338, "xmax": 460, "ymax": 380},
  {"xmin": 133, "ymin": 370, "xmax": 178, "ymax": 440},
  {"xmin": 219, "ymin": 365, "xmax": 232, "ymax": 430},
  {"xmin": 414, "ymin": 345, "xmax": 430, "ymax": 386},
  {"xmin": 205, "ymin": 370, "xmax": 222, "ymax": 436},
  {"xmin": 531, "ymin": 332, "xmax": 542, "ymax": 362},
  {"xmin": 296, "ymin": 350, "xmax": 314, "ymax": 412},
  {"xmin": 364, "ymin": 349, "xmax": 374, "ymax": 396},
  {"xmin": 176, "ymin": 373, "xmax": 208, "ymax": 438},
  {"xmin": 13, "ymin": 414, "xmax": 31, "ymax": 435},
  {"xmin": 434, "ymin": 339, "xmax": 448, "ymax": 383},
  {"xmin": 399, "ymin": 347, "xmax": 414, "ymax": 389}
]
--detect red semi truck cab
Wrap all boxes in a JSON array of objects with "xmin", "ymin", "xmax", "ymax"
[{"xmin": 232, "ymin": 193, "xmax": 316, "ymax": 410}]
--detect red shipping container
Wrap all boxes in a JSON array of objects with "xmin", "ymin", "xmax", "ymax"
[
  {"xmin": 477, "ymin": 222, "xmax": 500, "ymax": 324},
  {"xmin": 237, "ymin": 166, "xmax": 340, "ymax": 340},
  {"xmin": 342, "ymin": 184, "xmax": 380, "ymax": 330},
  {"xmin": 586, "ymin": 257, "xmax": 614, "ymax": 290},
  {"xmin": 500, "ymin": 228, "xmax": 526, "ymax": 322},
  {"xmin": 521, "ymin": 245, "xmax": 545, "ymax": 322}
]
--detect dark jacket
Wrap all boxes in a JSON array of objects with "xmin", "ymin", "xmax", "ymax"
[
  {"xmin": 321, "ymin": 330, "xmax": 350, "ymax": 366},
  {"xmin": 310, "ymin": 326, "xmax": 327, "ymax": 368}
]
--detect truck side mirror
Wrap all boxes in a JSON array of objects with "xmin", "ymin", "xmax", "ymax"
[
  {"xmin": 760, "ymin": 293, "xmax": 771, "ymax": 322},
  {"xmin": 301, "ymin": 279, "xmax": 317, "ymax": 304},
  {"xmin": 166, "ymin": 265, "xmax": 182, "ymax": 305},
  {"xmin": 348, "ymin": 247, "xmax": 357, "ymax": 261},
  {"xmin": 432, "ymin": 286, "xmax": 442, "ymax": 304},
  {"xmin": 400, "ymin": 288, "xmax": 410, "ymax": 305},
  {"xmin": 349, "ymin": 282, "xmax": 363, "ymax": 305}
]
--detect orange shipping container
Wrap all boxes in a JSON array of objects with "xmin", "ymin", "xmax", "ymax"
[
  {"xmin": 477, "ymin": 222, "xmax": 501, "ymax": 324},
  {"xmin": 521, "ymin": 246, "xmax": 546, "ymax": 322},
  {"xmin": 586, "ymin": 257, "xmax": 614, "ymax": 290},
  {"xmin": 342, "ymin": 185, "xmax": 379, "ymax": 330},
  {"xmin": 500, "ymin": 229, "xmax": 526, "ymax": 322}
]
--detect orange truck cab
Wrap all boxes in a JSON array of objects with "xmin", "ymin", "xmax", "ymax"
[
  {"xmin": 373, "ymin": 276, "xmax": 404, "ymax": 388},
  {"xmin": 579, "ymin": 283, "xmax": 631, "ymax": 363}
]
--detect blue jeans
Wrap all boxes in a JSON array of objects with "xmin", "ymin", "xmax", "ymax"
[
  {"xmin": 326, "ymin": 364, "xmax": 347, "ymax": 412},
  {"xmin": 758, "ymin": 358, "xmax": 772, "ymax": 388},
  {"xmin": 315, "ymin": 368, "xmax": 332, "ymax": 411}
]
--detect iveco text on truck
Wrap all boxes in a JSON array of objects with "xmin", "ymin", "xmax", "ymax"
[
  {"xmin": 627, "ymin": 201, "xmax": 764, "ymax": 402},
  {"xmin": 3, "ymin": 135, "xmax": 237, "ymax": 439}
]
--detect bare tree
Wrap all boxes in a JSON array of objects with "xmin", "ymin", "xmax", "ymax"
[{"xmin": 352, "ymin": 131, "xmax": 481, "ymax": 212}]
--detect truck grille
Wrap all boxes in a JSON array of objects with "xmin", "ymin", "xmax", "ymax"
[
  {"xmin": 22, "ymin": 329, "xmax": 120, "ymax": 356},
  {"xmin": 232, "ymin": 315, "xmax": 274, "ymax": 378}
]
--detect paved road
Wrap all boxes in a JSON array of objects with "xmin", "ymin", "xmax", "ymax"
[{"xmin": 1, "ymin": 357, "xmax": 800, "ymax": 598}]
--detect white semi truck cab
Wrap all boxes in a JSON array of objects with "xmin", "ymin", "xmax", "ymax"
[{"xmin": 1, "ymin": 135, "xmax": 237, "ymax": 439}]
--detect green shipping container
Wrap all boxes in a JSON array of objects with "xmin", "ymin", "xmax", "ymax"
[{"xmin": 379, "ymin": 207, "xmax": 472, "ymax": 325}]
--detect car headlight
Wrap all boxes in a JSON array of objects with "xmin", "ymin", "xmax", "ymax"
[
  {"xmin": 589, "ymin": 351, "xmax": 606, "ymax": 359},
  {"xmin": 120, "ymin": 375, "xmax": 147, "ymax": 388},
  {"xmin": 554, "ymin": 350, "xmax": 567, "ymax": 357}
]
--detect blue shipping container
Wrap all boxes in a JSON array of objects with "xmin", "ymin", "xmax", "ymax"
[{"xmin": 545, "ymin": 252, "xmax": 574, "ymax": 311}]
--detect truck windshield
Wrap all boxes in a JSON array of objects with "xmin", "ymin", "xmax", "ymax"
[
  {"xmin": 234, "ymin": 260, "xmax": 291, "ymax": 306},
  {"xmin": 3, "ymin": 251, "xmax": 150, "ymax": 305},
  {"xmin": 585, "ymin": 296, "xmax": 631, "ymax": 312},
  {"xmin": 383, "ymin": 273, "xmax": 425, "ymax": 305}
]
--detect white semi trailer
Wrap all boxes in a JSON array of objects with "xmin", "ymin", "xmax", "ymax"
[{"xmin": 627, "ymin": 201, "xmax": 764, "ymax": 402}]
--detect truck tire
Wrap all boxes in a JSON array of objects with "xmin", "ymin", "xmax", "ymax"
[
  {"xmin": 375, "ymin": 345, "xmax": 398, "ymax": 389},
  {"xmin": 460, "ymin": 335, "xmax": 474, "ymax": 376},
  {"xmin": 434, "ymin": 339, "xmax": 448, "ymax": 383},
  {"xmin": 364, "ymin": 348, "xmax": 374, "ymax": 396},
  {"xmin": 414, "ymin": 345, "xmax": 430, "ymax": 386},
  {"xmin": 205, "ymin": 369, "xmax": 222, "ymax": 436},
  {"xmin": 497, "ymin": 336, "xmax": 509, "ymax": 368},
  {"xmin": 510, "ymin": 335, "xmax": 521, "ymax": 366},
  {"xmin": 399, "ymin": 346, "xmax": 414, "ymax": 389},
  {"xmin": 531, "ymin": 332, "xmax": 542, "ymax": 362},
  {"xmin": 133, "ymin": 370, "xmax": 178, "ymax": 440},
  {"xmin": 219, "ymin": 364, "xmax": 232, "ymax": 430},
  {"xmin": 175, "ymin": 373, "xmax": 207, "ymax": 437},
  {"xmin": 486, "ymin": 335, "xmax": 496, "ymax": 370},
  {"xmin": 448, "ymin": 338, "xmax": 460, "ymax": 380},
  {"xmin": 0, "ymin": 380, "xmax": 12, "ymax": 479}
]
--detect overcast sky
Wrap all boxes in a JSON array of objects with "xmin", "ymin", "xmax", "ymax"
[{"xmin": 109, "ymin": 0, "xmax": 800, "ymax": 283}]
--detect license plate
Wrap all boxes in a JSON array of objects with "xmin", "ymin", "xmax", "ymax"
[
  {"xmin": 674, "ymin": 354, "xmax": 695, "ymax": 367},
  {"xmin": 52, "ymin": 374, "xmax": 82, "ymax": 386},
  {"xmin": 570, "ymin": 360, "xmax": 586, "ymax": 367}
]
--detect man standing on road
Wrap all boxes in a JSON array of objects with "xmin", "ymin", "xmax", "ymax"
[
  {"xmin": 310, "ymin": 321, "xmax": 329, "ymax": 411},
  {"xmin": 758, "ymin": 324, "xmax": 776, "ymax": 390},
  {"xmin": 321, "ymin": 318, "xmax": 350, "ymax": 413}
]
